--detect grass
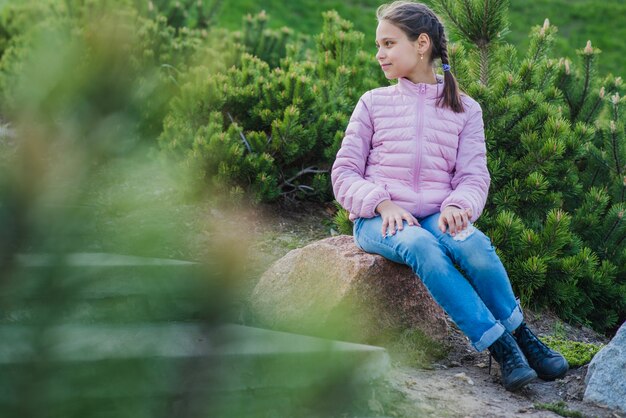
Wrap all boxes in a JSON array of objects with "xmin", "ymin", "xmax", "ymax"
[
  {"xmin": 214, "ymin": 0, "xmax": 626, "ymax": 78},
  {"xmin": 373, "ymin": 327, "xmax": 448, "ymax": 368},
  {"xmin": 507, "ymin": 0, "xmax": 626, "ymax": 78},
  {"xmin": 534, "ymin": 401, "xmax": 585, "ymax": 418}
]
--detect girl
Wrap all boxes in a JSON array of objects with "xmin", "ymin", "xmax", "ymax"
[{"xmin": 331, "ymin": 0, "xmax": 568, "ymax": 391}]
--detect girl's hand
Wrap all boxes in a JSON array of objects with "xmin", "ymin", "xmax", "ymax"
[
  {"xmin": 375, "ymin": 200, "xmax": 420, "ymax": 237},
  {"xmin": 438, "ymin": 206, "xmax": 473, "ymax": 236}
]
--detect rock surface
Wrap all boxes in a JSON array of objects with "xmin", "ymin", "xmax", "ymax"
[
  {"xmin": 584, "ymin": 320, "xmax": 626, "ymax": 413},
  {"xmin": 248, "ymin": 235, "xmax": 448, "ymax": 345}
]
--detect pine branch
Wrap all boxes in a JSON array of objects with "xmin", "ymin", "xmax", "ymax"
[
  {"xmin": 603, "ymin": 211, "xmax": 622, "ymax": 243},
  {"xmin": 536, "ymin": 70, "xmax": 551, "ymax": 92},
  {"xmin": 435, "ymin": 0, "xmax": 474, "ymax": 42},
  {"xmin": 226, "ymin": 112, "xmax": 253, "ymax": 153},
  {"xmin": 283, "ymin": 181, "xmax": 315, "ymax": 192},
  {"xmin": 583, "ymin": 96, "xmax": 603, "ymax": 125},
  {"xmin": 504, "ymin": 101, "xmax": 536, "ymax": 133},
  {"xmin": 603, "ymin": 217, "xmax": 621, "ymax": 243},
  {"xmin": 612, "ymin": 232, "xmax": 626, "ymax": 253},
  {"xmin": 592, "ymin": 152, "xmax": 612, "ymax": 171},
  {"xmin": 501, "ymin": 79, "xmax": 512, "ymax": 98},
  {"xmin": 581, "ymin": 56, "xmax": 592, "ymax": 114},
  {"xmin": 563, "ymin": 90, "xmax": 574, "ymax": 120},
  {"xmin": 555, "ymin": 68, "xmax": 575, "ymax": 118},
  {"xmin": 479, "ymin": 46, "xmax": 489, "ymax": 86},
  {"xmin": 280, "ymin": 182, "xmax": 316, "ymax": 199},
  {"xmin": 590, "ymin": 167, "xmax": 601, "ymax": 188},
  {"xmin": 528, "ymin": 114, "xmax": 551, "ymax": 139},
  {"xmin": 462, "ymin": 0, "xmax": 474, "ymax": 24},
  {"xmin": 481, "ymin": 0, "xmax": 488, "ymax": 39},
  {"xmin": 531, "ymin": 35, "xmax": 547, "ymax": 66},
  {"xmin": 610, "ymin": 128, "xmax": 622, "ymax": 179},
  {"xmin": 283, "ymin": 166, "xmax": 327, "ymax": 184}
]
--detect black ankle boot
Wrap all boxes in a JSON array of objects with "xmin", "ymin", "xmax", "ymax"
[
  {"xmin": 513, "ymin": 322, "xmax": 569, "ymax": 380},
  {"xmin": 488, "ymin": 331, "xmax": 537, "ymax": 391}
]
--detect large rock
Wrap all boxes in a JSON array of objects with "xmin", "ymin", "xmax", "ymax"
[
  {"xmin": 248, "ymin": 235, "xmax": 448, "ymax": 345},
  {"xmin": 584, "ymin": 321, "xmax": 626, "ymax": 412}
]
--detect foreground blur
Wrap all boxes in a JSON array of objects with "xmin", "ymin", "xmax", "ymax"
[{"xmin": 0, "ymin": 4, "xmax": 387, "ymax": 417}]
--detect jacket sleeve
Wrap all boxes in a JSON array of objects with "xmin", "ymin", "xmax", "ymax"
[
  {"xmin": 331, "ymin": 92, "xmax": 391, "ymax": 218},
  {"xmin": 440, "ymin": 101, "xmax": 491, "ymax": 222}
]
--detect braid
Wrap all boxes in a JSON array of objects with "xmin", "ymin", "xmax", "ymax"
[
  {"xmin": 434, "ymin": 17, "xmax": 464, "ymax": 112},
  {"xmin": 437, "ymin": 22, "xmax": 449, "ymax": 65}
]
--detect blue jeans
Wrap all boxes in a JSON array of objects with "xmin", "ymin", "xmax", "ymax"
[{"xmin": 353, "ymin": 212, "xmax": 523, "ymax": 352}]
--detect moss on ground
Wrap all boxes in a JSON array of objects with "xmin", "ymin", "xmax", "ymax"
[
  {"xmin": 543, "ymin": 336, "xmax": 604, "ymax": 367},
  {"xmin": 534, "ymin": 401, "xmax": 585, "ymax": 418}
]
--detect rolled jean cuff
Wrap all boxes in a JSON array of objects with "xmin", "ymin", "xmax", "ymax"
[
  {"xmin": 472, "ymin": 322, "xmax": 506, "ymax": 352},
  {"xmin": 500, "ymin": 298, "xmax": 524, "ymax": 332}
]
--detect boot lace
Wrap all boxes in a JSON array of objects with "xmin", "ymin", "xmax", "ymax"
[
  {"xmin": 517, "ymin": 325, "xmax": 552, "ymax": 362},
  {"xmin": 489, "ymin": 333, "xmax": 526, "ymax": 375}
]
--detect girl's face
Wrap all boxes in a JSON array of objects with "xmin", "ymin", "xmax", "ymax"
[{"xmin": 375, "ymin": 20, "xmax": 428, "ymax": 81}]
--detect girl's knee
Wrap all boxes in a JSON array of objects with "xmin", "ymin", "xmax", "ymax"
[
  {"xmin": 463, "ymin": 227, "xmax": 493, "ymax": 249},
  {"xmin": 455, "ymin": 230, "xmax": 500, "ymax": 268},
  {"xmin": 395, "ymin": 226, "xmax": 443, "ymax": 256}
]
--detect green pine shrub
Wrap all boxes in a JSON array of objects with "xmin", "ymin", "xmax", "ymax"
[
  {"xmin": 560, "ymin": 60, "xmax": 626, "ymax": 331},
  {"xmin": 235, "ymin": 10, "xmax": 296, "ymax": 69},
  {"xmin": 429, "ymin": 0, "xmax": 626, "ymax": 333},
  {"xmin": 159, "ymin": 10, "xmax": 384, "ymax": 203}
]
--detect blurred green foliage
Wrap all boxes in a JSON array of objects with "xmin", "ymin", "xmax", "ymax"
[
  {"xmin": 0, "ymin": 2, "xmax": 417, "ymax": 416},
  {"xmin": 140, "ymin": 0, "xmax": 223, "ymax": 29}
]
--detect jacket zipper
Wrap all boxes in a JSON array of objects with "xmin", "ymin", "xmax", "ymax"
[{"xmin": 414, "ymin": 83, "xmax": 426, "ymax": 214}]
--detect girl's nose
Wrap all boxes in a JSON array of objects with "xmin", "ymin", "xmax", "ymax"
[{"xmin": 376, "ymin": 49, "xmax": 385, "ymax": 61}]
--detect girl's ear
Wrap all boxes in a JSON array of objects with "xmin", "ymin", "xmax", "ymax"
[{"xmin": 416, "ymin": 33, "xmax": 431, "ymax": 55}]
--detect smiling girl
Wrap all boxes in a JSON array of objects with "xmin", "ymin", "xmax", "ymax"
[{"xmin": 331, "ymin": 1, "xmax": 568, "ymax": 391}]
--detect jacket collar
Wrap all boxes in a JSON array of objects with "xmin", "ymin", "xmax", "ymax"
[{"xmin": 397, "ymin": 74, "xmax": 444, "ymax": 98}]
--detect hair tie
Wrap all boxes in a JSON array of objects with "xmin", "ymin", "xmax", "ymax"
[{"xmin": 442, "ymin": 64, "xmax": 451, "ymax": 72}]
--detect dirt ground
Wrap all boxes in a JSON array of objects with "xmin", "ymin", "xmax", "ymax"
[
  {"xmin": 383, "ymin": 313, "xmax": 620, "ymax": 418},
  {"xmin": 233, "ymin": 200, "xmax": 624, "ymax": 418}
]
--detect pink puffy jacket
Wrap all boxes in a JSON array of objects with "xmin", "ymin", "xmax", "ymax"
[{"xmin": 331, "ymin": 75, "xmax": 490, "ymax": 223}]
